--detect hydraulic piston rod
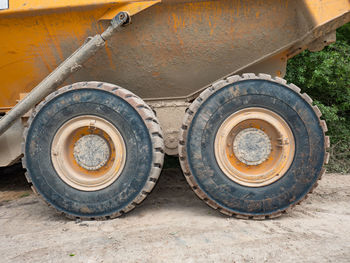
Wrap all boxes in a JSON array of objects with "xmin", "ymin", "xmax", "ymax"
[{"xmin": 0, "ymin": 12, "xmax": 129, "ymax": 136}]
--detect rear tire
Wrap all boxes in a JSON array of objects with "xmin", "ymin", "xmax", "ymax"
[
  {"xmin": 23, "ymin": 82, "xmax": 164, "ymax": 219},
  {"xmin": 179, "ymin": 74, "xmax": 329, "ymax": 219}
]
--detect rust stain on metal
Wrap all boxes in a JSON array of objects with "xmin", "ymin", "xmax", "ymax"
[{"xmin": 0, "ymin": 0, "xmax": 348, "ymax": 111}]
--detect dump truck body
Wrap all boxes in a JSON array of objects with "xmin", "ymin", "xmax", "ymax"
[
  {"xmin": 0, "ymin": 0, "xmax": 349, "ymax": 219},
  {"xmin": 1, "ymin": 0, "xmax": 349, "ymax": 108},
  {"xmin": 1, "ymin": 0, "xmax": 349, "ymax": 157}
]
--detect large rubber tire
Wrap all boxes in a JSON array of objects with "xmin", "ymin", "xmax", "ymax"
[
  {"xmin": 179, "ymin": 74, "xmax": 329, "ymax": 219},
  {"xmin": 23, "ymin": 82, "xmax": 164, "ymax": 219}
]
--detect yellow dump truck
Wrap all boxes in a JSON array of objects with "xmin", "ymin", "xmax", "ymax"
[{"xmin": 0, "ymin": 0, "xmax": 349, "ymax": 219}]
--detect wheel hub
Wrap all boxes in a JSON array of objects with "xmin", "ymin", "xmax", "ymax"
[
  {"xmin": 233, "ymin": 128, "xmax": 271, "ymax": 166},
  {"xmin": 214, "ymin": 107, "xmax": 295, "ymax": 187},
  {"xmin": 51, "ymin": 115, "xmax": 126, "ymax": 191},
  {"xmin": 73, "ymin": 135, "xmax": 110, "ymax": 171}
]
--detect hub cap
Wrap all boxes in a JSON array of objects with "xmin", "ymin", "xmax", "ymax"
[
  {"xmin": 214, "ymin": 107, "xmax": 295, "ymax": 187},
  {"xmin": 233, "ymin": 128, "xmax": 272, "ymax": 166},
  {"xmin": 73, "ymin": 135, "xmax": 111, "ymax": 171}
]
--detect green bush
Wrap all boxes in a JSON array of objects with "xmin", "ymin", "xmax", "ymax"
[{"xmin": 285, "ymin": 23, "xmax": 350, "ymax": 173}]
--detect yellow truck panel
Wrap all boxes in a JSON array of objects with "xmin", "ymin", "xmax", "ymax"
[{"xmin": 0, "ymin": 0, "xmax": 349, "ymax": 220}]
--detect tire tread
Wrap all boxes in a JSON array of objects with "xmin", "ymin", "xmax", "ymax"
[
  {"xmin": 178, "ymin": 73, "xmax": 329, "ymax": 219},
  {"xmin": 22, "ymin": 81, "xmax": 164, "ymax": 220}
]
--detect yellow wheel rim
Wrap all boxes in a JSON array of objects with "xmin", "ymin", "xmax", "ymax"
[
  {"xmin": 51, "ymin": 115, "xmax": 126, "ymax": 191},
  {"xmin": 214, "ymin": 107, "xmax": 295, "ymax": 187}
]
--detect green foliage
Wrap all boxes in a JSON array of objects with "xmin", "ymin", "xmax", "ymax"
[
  {"xmin": 337, "ymin": 23, "xmax": 350, "ymax": 45},
  {"xmin": 285, "ymin": 23, "xmax": 350, "ymax": 173}
]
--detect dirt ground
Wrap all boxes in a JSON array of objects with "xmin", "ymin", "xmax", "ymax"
[{"xmin": 0, "ymin": 164, "xmax": 350, "ymax": 263}]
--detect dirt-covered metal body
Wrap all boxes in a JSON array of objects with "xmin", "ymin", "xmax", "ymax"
[{"xmin": 0, "ymin": 0, "xmax": 349, "ymax": 161}]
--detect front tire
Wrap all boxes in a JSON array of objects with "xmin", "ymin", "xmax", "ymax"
[{"xmin": 23, "ymin": 82, "xmax": 164, "ymax": 219}]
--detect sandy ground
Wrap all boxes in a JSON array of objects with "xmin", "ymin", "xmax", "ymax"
[{"xmin": 0, "ymin": 164, "xmax": 350, "ymax": 263}]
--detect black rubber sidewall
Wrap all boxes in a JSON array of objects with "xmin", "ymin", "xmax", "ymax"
[
  {"xmin": 25, "ymin": 88, "xmax": 153, "ymax": 218},
  {"xmin": 186, "ymin": 80, "xmax": 325, "ymax": 216}
]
